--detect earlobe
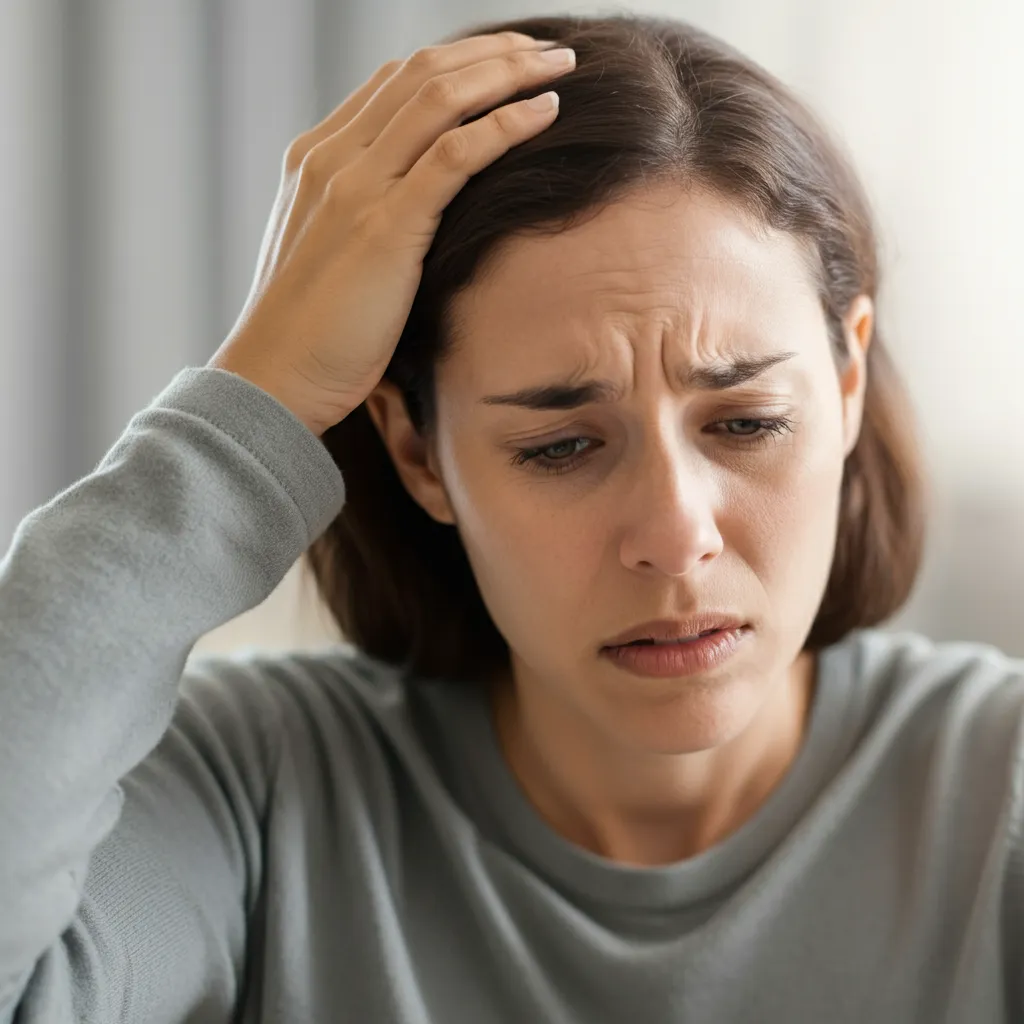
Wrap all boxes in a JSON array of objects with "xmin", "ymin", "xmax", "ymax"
[{"xmin": 364, "ymin": 380, "xmax": 458, "ymax": 527}]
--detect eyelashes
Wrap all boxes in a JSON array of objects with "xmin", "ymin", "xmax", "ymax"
[{"xmin": 508, "ymin": 415, "xmax": 796, "ymax": 476}]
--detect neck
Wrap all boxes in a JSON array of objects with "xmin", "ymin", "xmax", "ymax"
[{"xmin": 490, "ymin": 650, "xmax": 818, "ymax": 866}]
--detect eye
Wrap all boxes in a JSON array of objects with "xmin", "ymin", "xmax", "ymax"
[
  {"xmin": 711, "ymin": 415, "xmax": 796, "ymax": 448},
  {"xmin": 508, "ymin": 437, "xmax": 595, "ymax": 476},
  {"xmin": 508, "ymin": 415, "xmax": 796, "ymax": 476},
  {"xmin": 724, "ymin": 419, "xmax": 763, "ymax": 435}
]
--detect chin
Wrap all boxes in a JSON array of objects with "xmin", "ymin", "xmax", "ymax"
[{"xmin": 594, "ymin": 670, "xmax": 767, "ymax": 754}]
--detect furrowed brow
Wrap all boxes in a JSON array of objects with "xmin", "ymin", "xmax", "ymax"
[{"xmin": 479, "ymin": 352, "xmax": 798, "ymax": 411}]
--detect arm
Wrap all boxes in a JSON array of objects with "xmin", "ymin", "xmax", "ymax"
[{"xmin": 0, "ymin": 366, "xmax": 345, "ymax": 1022}]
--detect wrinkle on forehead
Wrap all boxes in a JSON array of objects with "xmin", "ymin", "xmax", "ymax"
[{"xmin": 442, "ymin": 185, "xmax": 823, "ymax": 393}]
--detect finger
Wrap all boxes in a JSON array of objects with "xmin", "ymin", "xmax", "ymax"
[
  {"xmin": 342, "ymin": 31, "xmax": 555, "ymax": 147},
  {"xmin": 308, "ymin": 61, "xmax": 403, "ymax": 146},
  {"xmin": 364, "ymin": 47, "xmax": 574, "ymax": 179},
  {"xmin": 386, "ymin": 90, "xmax": 561, "ymax": 230},
  {"xmin": 285, "ymin": 60, "xmax": 402, "ymax": 171}
]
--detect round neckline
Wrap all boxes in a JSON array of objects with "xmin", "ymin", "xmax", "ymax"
[{"xmin": 461, "ymin": 635, "xmax": 860, "ymax": 910}]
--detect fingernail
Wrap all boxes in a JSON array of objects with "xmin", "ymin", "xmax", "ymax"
[
  {"xmin": 526, "ymin": 91, "xmax": 559, "ymax": 111},
  {"xmin": 538, "ymin": 47, "xmax": 575, "ymax": 65}
]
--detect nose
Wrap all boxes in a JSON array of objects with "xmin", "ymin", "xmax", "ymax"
[{"xmin": 617, "ymin": 442, "xmax": 724, "ymax": 576}]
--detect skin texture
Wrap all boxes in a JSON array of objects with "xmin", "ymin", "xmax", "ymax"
[{"xmin": 365, "ymin": 183, "xmax": 873, "ymax": 865}]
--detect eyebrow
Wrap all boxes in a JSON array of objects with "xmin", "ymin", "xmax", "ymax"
[{"xmin": 479, "ymin": 352, "xmax": 799, "ymax": 410}]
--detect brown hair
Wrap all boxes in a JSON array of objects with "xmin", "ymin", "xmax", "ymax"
[{"xmin": 306, "ymin": 13, "xmax": 926, "ymax": 683}]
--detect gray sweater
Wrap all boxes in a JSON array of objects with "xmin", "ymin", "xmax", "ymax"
[{"xmin": 1, "ymin": 366, "xmax": 1022, "ymax": 1023}]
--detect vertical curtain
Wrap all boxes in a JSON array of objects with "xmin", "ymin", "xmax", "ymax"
[{"xmin": 0, "ymin": 0, "xmax": 461, "ymax": 536}]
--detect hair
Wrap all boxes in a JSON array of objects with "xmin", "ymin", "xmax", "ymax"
[{"xmin": 306, "ymin": 12, "xmax": 927, "ymax": 684}]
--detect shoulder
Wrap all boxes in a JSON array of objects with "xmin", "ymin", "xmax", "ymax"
[
  {"xmin": 176, "ymin": 642, "xmax": 415, "ymax": 781},
  {"xmin": 839, "ymin": 627, "xmax": 1024, "ymax": 725},
  {"xmin": 832, "ymin": 627, "xmax": 1024, "ymax": 812},
  {"xmin": 848, "ymin": 626, "xmax": 1024, "ymax": 682}
]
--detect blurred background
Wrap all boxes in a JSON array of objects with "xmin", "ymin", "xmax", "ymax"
[{"xmin": 3, "ymin": 0, "xmax": 1022, "ymax": 660}]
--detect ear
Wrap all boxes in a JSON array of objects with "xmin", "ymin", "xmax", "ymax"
[
  {"xmin": 363, "ymin": 379, "xmax": 457, "ymax": 526},
  {"xmin": 838, "ymin": 294, "xmax": 874, "ymax": 458}
]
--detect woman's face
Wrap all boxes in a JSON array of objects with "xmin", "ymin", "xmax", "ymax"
[{"xmin": 370, "ymin": 184, "xmax": 871, "ymax": 754}]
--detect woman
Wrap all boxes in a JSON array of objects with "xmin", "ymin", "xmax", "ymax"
[{"xmin": 0, "ymin": 12, "xmax": 1018, "ymax": 1023}]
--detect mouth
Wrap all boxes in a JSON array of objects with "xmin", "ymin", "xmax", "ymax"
[
  {"xmin": 600, "ymin": 624, "xmax": 750, "ymax": 676},
  {"xmin": 601, "ymin": 616, "xmax": 748, "ymax": 650},
  {"xmin": 619, "ymin": 629, "xmax": 721, "ymax": 646}
]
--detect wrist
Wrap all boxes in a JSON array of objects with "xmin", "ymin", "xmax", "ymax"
[{"xmin": 207, "ymin": 351, "xmax": 347, "ymax": 438}]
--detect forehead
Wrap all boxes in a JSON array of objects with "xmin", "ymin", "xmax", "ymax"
[{"xmin": 443, "ymin": 185, "xmax": 824, "ymax": 387}]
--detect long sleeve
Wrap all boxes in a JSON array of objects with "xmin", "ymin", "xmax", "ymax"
[{"xmin": 0, "ymin": 366, "xmax": 346, "ymax": 1022}]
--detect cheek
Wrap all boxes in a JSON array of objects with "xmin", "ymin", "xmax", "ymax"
[
  {"xmin": 469, "ymin": 497, "xmax": 597, "ymax": 599},
  {"xmin": 440, "ymin": 459, "xmax": 599, "ymax": 644},
  {"xmin": 725, "ymin": 422, "xmax": 846, "ymax": 606}
]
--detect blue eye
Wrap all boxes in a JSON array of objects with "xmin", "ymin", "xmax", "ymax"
[{"xmin": 508, "ymin": 416, "xmax": 795, "ymax": 476}]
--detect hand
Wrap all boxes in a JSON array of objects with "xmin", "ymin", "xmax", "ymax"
[{"xmin": 208, "ymin": 31, "xmax": 576, "ymax": 437}]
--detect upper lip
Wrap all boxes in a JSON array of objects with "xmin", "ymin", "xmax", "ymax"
[{"xmin": 602, "ymin": 614, "xmax": 747, "ymax": 648}]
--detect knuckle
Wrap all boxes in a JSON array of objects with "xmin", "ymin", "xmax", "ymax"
[
  {"xmin": 405, "ymin": 46, "xmax": 442, "ymax": 75},
  {"xmin": 505, "ymin": 50, "xmax": 534, "ymax": 76},
  {"xmin": 498, "ymin": 30, "xmax": 530, "ymax": 45},
  {"xmin": 433, "ymin": 129, "xmax": 471, "ymax": 171},
  {"xmin": 490, "ymin": 104, "xmax": 521, "ymax": 138},
  {"xmin": 323, "ymin": 172, "xmax": 349, "ymax": 205},
  {"xmin": 378, "ymin": 57, "xmax": 403, "ymax": 77},
  {"xmin": 417, "ymin": 72, "xmax": 458, "ymax": 109},
  {"xmin": 284, "ymin": 133, "xmax": 314, "ymax": 172},
  {"xmin": 298, "ymin": 145, "xmax": 330, "ymax": 186}
]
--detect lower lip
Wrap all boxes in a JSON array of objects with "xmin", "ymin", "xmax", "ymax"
[{"xmin": 601, "ymin": 627, "xmax": 749, "ymax": 677}]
